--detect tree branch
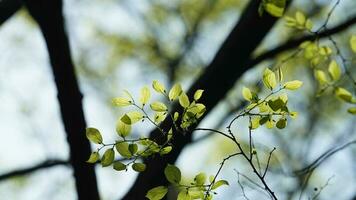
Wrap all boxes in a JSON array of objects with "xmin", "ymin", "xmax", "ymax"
[
  {"xmin": 22, "ymin": 0, "xmax": 100, "ymax": 199},
  {"xmin": 0, "ymin": 0, "xmax": 22, "ymax": 25},
  {"xmin": 0, "ymin": 159, "xmax": 69, "ymax": 181},
  {"xmin": 249, "ymin": 14, "xmax": 356, "ymax": 66}
]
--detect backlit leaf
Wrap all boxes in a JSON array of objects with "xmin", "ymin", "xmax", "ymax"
[
  {"xmin": 146, "ymin": 186, "xmax": 168, "ymax": 200},
  {"xmin": 194, "ymin": 90, "xmax": 204, "ymax": 101},
  {"xmin": 242, "ymin": 87, "xmax": 253, "ymax": 101},
  {"xmin": 140, "ymin": 86, "xmax": 151, "ymax": 105},
  {"xmin": 112, "ymin": 97, "xmax": 132, "ymax": 107},
  {"xmin": 164, "ymin": 164, "xmax": 181, "ymax": 184},
  {"xmin": 211, "ymin": 180, "xmax": 229, "ymax": 190},
  {"xmin": 86, "ymin": 128, "xmax": 103, "ymax": 144},
  {"xmin": 101, "ymin": 148, "xmax": 115, "ymax": 167},
  {"xmin": 283, "ymin": 80, "xmax": 303, "ymax": 90},
  {"xmin": 263, "ymin": 68, "xmax": 277, "ymax": 90},
  {"xmin": 132, "ymin": 163, "xmax": 146, "ymax": 172},
  {"xmin": 150, "ymin": 101, "xmax": 168, "ymax": 112},
  {"xmin": 87, "ymin": 152, "xmax": 99, "ymax": 163},
  {"xmin": 328, "ymin": 60, "xmax": 341, "ymax": 81},
  {"xmin": 168, "ymin": 83, "xmax": 182, "ymax": 101},
  {"xmin": 350, "ymin": 35, "xmax": 356, "ymax": 53},
  {"xmin": 121, "ymin": 111, "xmax": 144, "ymax": 125},
  {"xmin": 115, "ymin": 142, "xmax": 132, "ymax": 158},
  {"xmin": 152, "ymin": 80, "xmax": 166, "ymax": 94},
  {"xmin": 116, "ymin": 120, "xmax": 131, "ymax": 137},
  {"xmin": 179, "ymin": 92, "xmax": 190, "ymax": 108}
]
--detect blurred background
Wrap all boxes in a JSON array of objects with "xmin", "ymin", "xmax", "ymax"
[{"xmin": 0, "ymin": 0, "xmax": 356, "ymax": 199}]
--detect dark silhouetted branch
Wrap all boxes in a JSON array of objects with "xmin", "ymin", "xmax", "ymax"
[
  {"xmin": 250, "ymin": 14, "xmax": 356, "ymax": 67},
  {"xmin": 0, "ymin": 0, "xmax": 22, "ymax": 25},
  {"xmin": 22, "ymin": 0, "xmax": 100, "ymax": 199},
  {"xmin": 0, "ymin": 159, "xmax": 69, "ymax": 181}
]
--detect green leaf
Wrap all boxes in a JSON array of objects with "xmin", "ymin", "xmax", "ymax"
[
  {"xmin": 164, "ymin": 164, "xmax": 181, "ymax": 184},
  {"xmin": 328, "ymin": 60, "xmax": 341, "ymax": 81},
  {"xmin": 121, "ymin": 111, "xmax": 144, "ymax": 125},
  {"xmin": 86, "ymin": 152, "xmax": 100, "ymax": 163},
  {"xmin": 179, "ymin": 92, "xmax": 190, "ymax": 108},
  {"xmin": 263, "ymin": 68, "xmax": 277, "ymax": 90},
  {"xmin": 265, "ymin": 3, "xmax": 284, "ymax": 17},
  {"xmin": 283, "ymin": 80, "xmax": 303, "ymax": 90},
  {"xmin": 242, "ymin": 87, "xmax": 253, "ymax": 101},
  {"xmin": 193, "ymin": 90, "xmax": 204, "ymax": 101},
  {"xmin": 86, "ymin": 128, "xmax": 103, "ymax": 144},
  {"xmin": 314, "ymin": 70, "xmax": 328, "ymax": 85},
  {"xmin": 101, "ymin": 148, "xmax": 115, "ymax": 167},
  {"xmin": 266, "ymin": 119, "xmax": 274, "ymax": 129},
  {"xmin": 335, "ymin": 87, "xmax": 353, "ymax": 103},
  {"xmin": 160, "ymin": 146, "xmax": 172, "ymax": 155},
  {"xmin": 276, "ymin": 118, "xmax": 287, "ymax": 129},
  {"xmin": 350, "ymin": 35, "xmax": 356, "ymax": 53},
  {"xmin": 290, "ymin": 111, "xmax": 298, "ymax": 119},
  {"xmin": 140, "ymin": 86, "xmax": 151, "ymax": 105},
  {"xmin": 268, "ymin": 98, "xmax": 285, "ymax": 111},
  {"xmin": 152, "ymin": 80, "xmax": 166, "ymax": 94},
  {"xmin": 150, "ymin": 101, "xmax": 168, "ymax": 112},
  {"xmin": 129, "ymin": 143, "xmax": 138, "ymax": 155},
  {"xmin": 116, "ymin": 120, "xmax": 131, "ymax": 137},
  {"xmin": 154, "ymin": 112, "xmax": 167, "ymax": 124},
  {"xmin": 250, "ymin": 117, "xmax": 260, "ymax": 129},
  {"xmin": 211, "ymin": 180, "xmax": 229, "ymax": 190},
  {"xmin": 146, "ymin": 186, "xmax": 168, "ymax": 200},
  {"xmin": 168, "ymin": 83, "xmax": 182, "ymax": 101},
  {"xmin": 115, "ymin": 142, "xmax": 132, "ymax": 158},
  {"xmin": 113, "ymin": 161, "xmax": 127, "ymax": 171},
  {"xmin": 173, "ymin": 112, "xmax": 179, "ymax": 121},
  {"xmin": 132, "ymin": 163, "xmax": 146, "ymax": 172},
  {"xmin": 112, "ymin": 97, "xmax": 132, "ymax": 106},
  {"xmin": 295, "ymin": 11, "xmax": 306, "ymax": 25},
  {"xmin": 347, "ymin": 107, "xmax": 356, "ymax": 114},
  {"xmin": 177, "ymin": 190, "xmax": 191, "ymax": 200},
  {"xmin": 194, "ymin": 173, "xmax": 206, "ymax": 186}
]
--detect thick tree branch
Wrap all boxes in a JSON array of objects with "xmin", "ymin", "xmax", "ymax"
[
  {"xmin": 0, "ymin": 0, "xmax": 22, "ymax": 25},
  {"xmin": 22, "ymin": 0, "xmax": 100, "ymax": 199},
  {"xmin": 123, "ymin": 0, "xmax": 291, "ymax": 199}
]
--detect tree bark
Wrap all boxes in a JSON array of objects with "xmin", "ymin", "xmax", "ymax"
[
  {"xmin": 22, "ymin": 0, "xmax": 100, "ymax": 199},
  {"xmin": 123, "ymin": 0, "xmax": 290, "ymax": 199},
  {"xmin": 0, "ymin": 0, "xmax": 22, "ymax": 25}
]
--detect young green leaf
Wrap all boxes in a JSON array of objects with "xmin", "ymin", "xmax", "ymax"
[
  {"xmin": 263, "ymin": 68, "xmax": 277, "ymax": 90},
  {"xmin": 113, "ymin": 161, "xmax": 126, "ymax": 171},
  {"xmin": 179, "ymin": 92, "xmax": 190, "ymax": 108},
  {"xmin": 101, "ymin": 148, "xmax": 115, "ymax": 167},
  {"xmin": 160, "ymin": 146, "xmax": 172, "ymax": 155},
  {"xmin": 154, "ymin": 112, "xmax": 167, "ymax": 124},
  {"xmin": 152, "ymin": 80, "xmax": 166, "ymax": 94},
  {"xmin": 283, "ymin": 80, "xmax": 303, "ymax": 90},
  {"xmin": 132, "ymin": 163, "xmax": 146, "ymax": 172},
  {"xmin": 242, "ymin": 87, "xmax": 253, "ymax": 101},
  {"xmin": 193, "ymin": 89, "xmax": 204, "ymax": 101},
  {"xmin": 86, "ymin": 128, "xmax": 103, "ymax": 144},
  {"xmin": 112, "ymin": 97, "xmax": 132, "ymax": 107},
  {"xmin": 168, "ymin": 83, "xmax": 182, "ymax": 101},
  {"xmin": 265, "ymin": 3, "xmax": 285, "ymax": 17},
  {"xmin": 177, "ymin": 190, "xmax": 191, "ymax": 200},
  {"xmin": 211, "ymin": 180, "xmax": 229, "ymax": 190},
  {"xmin": 150, "ymin": 101, "xmax": 168, "ymax": 112},
  {"xmin": 146, "ymin": 186, "xmax": 168, "ymax": 200},
  {"xmin": 116, "ymin": 120, "xmax": 131, "ymax": 137},
  {"xmin": 140, "ymin": 86, "xmax": 151, "ymax": 105},
  {"xmin": 295, "ymin": 11, "xmax": 306, "ymax": 25},
  {"xmin": 328, "ymin": 60, "xmax": 341, "ymax": 81},
  {"xmin": 350, "ymin": 35, "xmax": 356, "ymax": 53},
  {"xmin": 335, "ymin": 87, "xmax": 353, "ymax": 103},
  {"xmin": 164, "ymin": 164, "xmax": 181, "ymax": 184},
  {"xmin": 290, "ymin": 111, "xmax": 298, "ymax": 119},
  {"xmin": 121, "ymin": 111, "xmax": 144, "ymax": 125},
  {"xmin": 128, "ymin": 143, "xmax": 138, "ymax": 155},
  {"xmin": 314, "ymin": 70, "xmax": 328, "ymax": 85},
  {"xmin": 347, "ymin": 107, "xmax": 356, "ymax": 114},
  {"xmin": 194, "ymin": 173, "xmax": 206, "ymax": 186},
  {"xmin": 276, "ymin": 118, "xmax": 287, "ymax": 129},
  {"xmin": 115, "ymin": 142, "xmax": 132, "ymax": 158},
  {"xmin": 86, "ymin": 152, "xmax": 100, "ymax": 163}
]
